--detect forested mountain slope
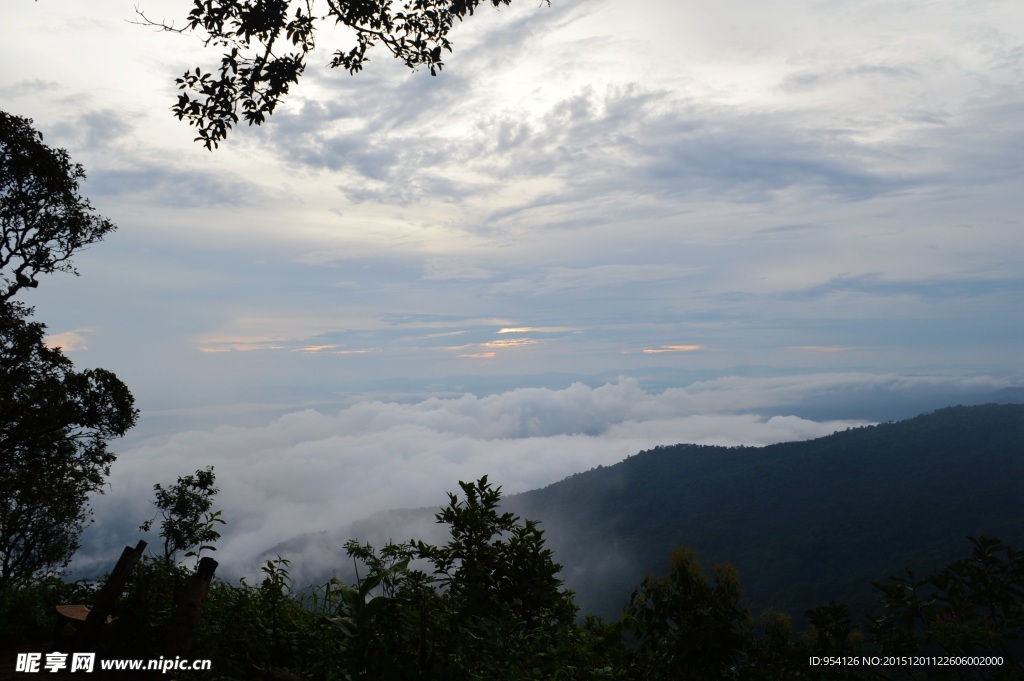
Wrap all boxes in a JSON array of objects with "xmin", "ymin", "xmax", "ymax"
[
  {"xmin": 505, "ymin": 403, "xmax": 1024, "ymax": 618},
  {"xmin": 266, "ymin": 403, "xmax": 1023, "ymax": 621}
]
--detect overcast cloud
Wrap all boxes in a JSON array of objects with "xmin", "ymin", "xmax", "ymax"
[{"xmin": 1, "ymin": 1, "xmax": 1021, "ymax": 577}]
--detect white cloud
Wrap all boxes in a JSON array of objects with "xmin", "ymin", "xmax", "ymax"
[
  {"xmin": 74, "ymin": 371, "xmax": 1013, "ymax": 581},
  {"xmin": 421, "ymin": 259, "xmax": 494, "ymax": 281},
  {"xmin": 490, "ymin": 264, "xmax": 705, "ymax": 296},
  {"xmin": 44, "ymin": 329, "xmax": 93, "ymax": 352}
]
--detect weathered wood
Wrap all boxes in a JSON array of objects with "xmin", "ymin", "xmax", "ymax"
[
  {"xmin": 54, "ymin": 540, "xmax": 146, "ymax": 647},
  {"xmin": 53, "ymin": 604, "xmax": 115, "ymax": 644},
  {"xmin": 165, "ymin": 556, "xmax": 218, "ymax": 658},
  {"xmin": 55, "ymin": 604, "xmax": 113, "ymax": 624}
]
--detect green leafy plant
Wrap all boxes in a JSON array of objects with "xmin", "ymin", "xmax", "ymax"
[
  {"xmin": 623, "ymin": 546, "xmax": 751, "ymax": 681},
  {"xmin": 0, "ymin": 301, "xmax": 137, "ymax": 589},
  {"xmin": 0, "ymin": 576, "xmax": 96, "ymax": 644},
  {"xmin": 0, "ymin": 110, "xmax": 116, "ymax": 301},
  {"xmin": 140, "ymin": 466, "xmax": 225, "ymax": 566},
  {"xmin": 867, "ymin": 536, "xmax": 1024, "ymax": 677},
  {"xmin": 320, "ymin": 477, "xmax": 582, "ymax": 680}
]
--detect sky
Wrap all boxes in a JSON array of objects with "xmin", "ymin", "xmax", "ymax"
[{"xmin": 1, "ymin": 0, "xmax": 1022, "ymax": 576}]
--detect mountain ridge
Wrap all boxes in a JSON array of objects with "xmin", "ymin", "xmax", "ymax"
[{"xmin": 263, "ymin": 402, "xmax": 1024, "ymax": 620}]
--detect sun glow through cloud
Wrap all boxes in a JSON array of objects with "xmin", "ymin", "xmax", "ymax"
[
  {"xmin": 196, "ymin": 339, "xmax": 289, "ymax": 353},
  {"xmin": 482, "ymin": 338, "xmax": 539, "ymax": 348},
  {"xmin": 497, "ymin": 327, "xmax": 578, "ymax": 334},
  {"xmin": 641, "ymin": 345, "xmax": 704, "ymax": 354},
  {"xmin": 293, "ymin": 345, "xmax": 343, "ymax": 353},
  {"xmin": 44, "ymin": 329, "xmax": 93, "ymax": 352}
]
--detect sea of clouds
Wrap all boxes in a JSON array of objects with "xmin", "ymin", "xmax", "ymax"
[{"xmin": 72, "ymin": 371, "xmax": 1013, "ymax": 580}]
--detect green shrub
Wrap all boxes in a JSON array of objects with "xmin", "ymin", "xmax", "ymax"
[{"xmin": 0, "ymin": 576, "xmax": 96, "ymax": 643}]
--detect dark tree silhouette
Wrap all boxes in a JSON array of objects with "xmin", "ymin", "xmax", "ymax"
[
  {"xmin": 0, "ymin": 302, "xmax": 137, "ymax": 589},
  {"xmin": 623, "ymin": 546, "xmax": 750, "ymax": 681},
  {"xmin": 0, "ymin": 110, "xmax": 116, "ymax": 302},
  {"xmin": 0, "ymin": 110, "xmax": 135, "ymax": 589},
  {"xmin": 337, "ymin": 476, "xmax": 579, "ymax": 679},
  {"xmin": 140, "ymin": 466, "xmax": 225, "ymax": 566},
  {"xmin": 867, "ymin": 536, "xmax": 1024, "ymax": 672},
  {"xmin": 134, "ymin": 0, "xmax": 549, "ymax": 148}
]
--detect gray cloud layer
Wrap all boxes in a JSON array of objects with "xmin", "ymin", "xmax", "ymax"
[{"xmin": 72, "ymin": 371, "xmax": 1012, "ymax": 581}]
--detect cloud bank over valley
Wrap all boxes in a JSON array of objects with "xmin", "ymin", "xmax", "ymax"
[{"xmin": 75, "ymin": 371, "xmax": 1014, "ymax": 580}]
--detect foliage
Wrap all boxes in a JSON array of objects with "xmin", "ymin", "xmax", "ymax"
[
  {"xmin": 188, "ymin": 556, "xmax": 347, "ymax": 678},
  {"xmin": 803, "ymin": 601, "xmax": 861, "ymax": 658},
  {"xmin": 866, "ymin": 535, "xmax": 1024, "ymax": 679},
  {"xmin": 0, "ymin": 110, "xmax": 116, "ymax": 302},
  {"xmin": 332, "ymin": 476, "xmax": 583, "ymax": 680},
  {"xmin": 102, "ymin": 477, "xmax": 587, "ymax": 680},
  {"xmin": 107, "ymin": 528, "xmax": 346, "ymax": 677},
  {"xmin": 617, "ymin": 537, "xmax": 1024, "ymax": 681},
  {"xmin": 797, "ymin": 601, "xmax": 865, "ymax": 681},
  {"xmin": 512, "ymin": 404, "xmax": 1024, "ymax": 620},
  {"xmin": 0, "ymin": 301, "xmax": 137, "ymax": 590},
  {"xmin": 140, "ymin": 466, "xmax": 225, "ymax": 566},
  {"xmin": 0, "ymin": 575, "xmax": 96, "ymax": 644},
  {"xmin": 329, "ymin": 541, "xmax": 434, "ymax": 679},
  {"xmin": 104, "ymin": 555, "xmax": 193, "ymax": 656},
  {"xmin": 622, "ymin": 546, "xmax": 751, "ymax": 681},
  {"xmin": 4, "ymin": 474, "xmax": 1023, "ymax": 681},
  {"xmin": 0, "ymin": 109, "xmax": 135, "ymax": 591},
  {"xmin": 134, "ymin": 0, "xmax": 550, "ymax": 148},
  {"xmin": 741, "ymin": 609, "xmax": 808, "ymax": 681},
  {"xmin": 420, "ymin": 477, "xmax": 578, "ymax": 642}
]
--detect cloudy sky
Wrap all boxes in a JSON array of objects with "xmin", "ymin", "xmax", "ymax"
[{"xmin": 2, "ymin": 0, "xmax": 1022, "ymax": 574}]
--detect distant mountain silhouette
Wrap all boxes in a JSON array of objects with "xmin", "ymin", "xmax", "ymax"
[
  {"xmin": 972, "ymin": 386, "xmax": 1024, "ymax": 405},
  {"xmin": 264, "ymin": 403, "xmax": 1024, "ymax": 622},
  {"xmin": 507, "ymin": 403, "xmax": 1024, "ymax": 618}
]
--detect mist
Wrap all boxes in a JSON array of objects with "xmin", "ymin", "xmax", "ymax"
[{"xmin": 69, "ymin": 370, "xmax": 1013, "ymax": 582}]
